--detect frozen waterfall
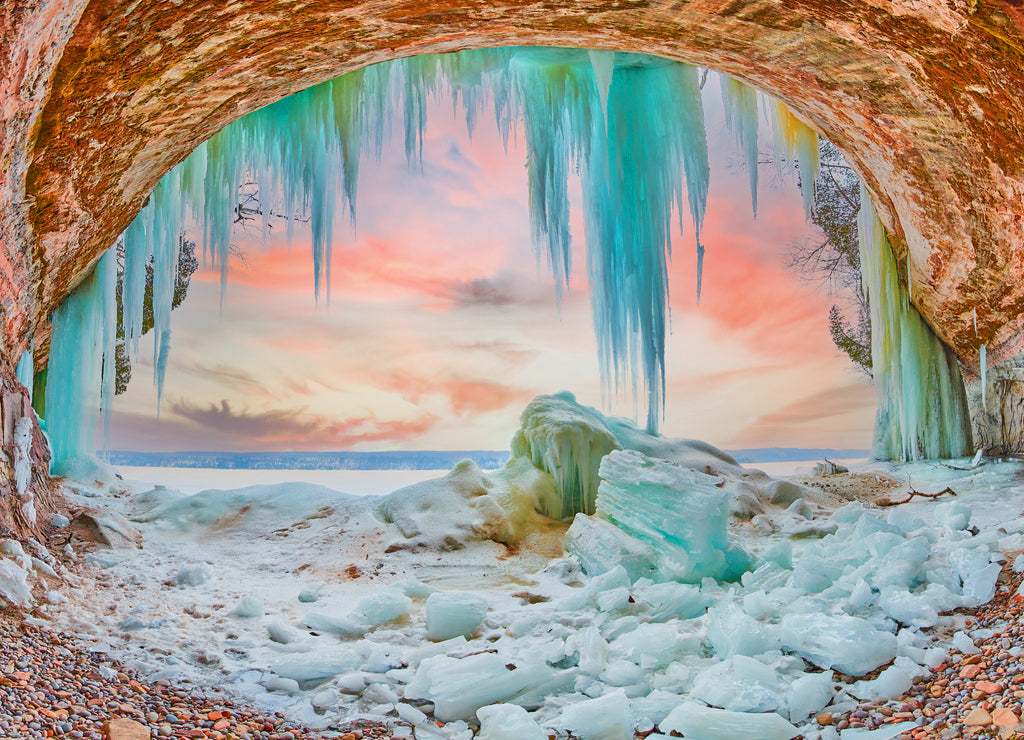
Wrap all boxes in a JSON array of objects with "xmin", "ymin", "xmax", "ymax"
[{"xmin": 857, "ymin": 185, "xmax": 972, "ymax": 461}]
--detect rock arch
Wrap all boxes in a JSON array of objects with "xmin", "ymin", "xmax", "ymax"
[{"xmin": 3, "ymin": 0, "xmax": 1024, "ymax": 434}]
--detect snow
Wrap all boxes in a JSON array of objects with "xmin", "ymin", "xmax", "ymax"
[{"xmin": 39, "ymin": 407, "xmax": 1024, "ymax": 739}]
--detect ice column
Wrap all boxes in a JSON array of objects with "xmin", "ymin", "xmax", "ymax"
[
  {"xmin": 15, "ymin": 344, "xmax": 33, "ymax": 401},
  {"xmin": 858, "ymin": 185, "xmax": 972, "ymax": 460},
  {"xmin": 44, "ymin": 251, "xmax": 113, "ymax": 472}
]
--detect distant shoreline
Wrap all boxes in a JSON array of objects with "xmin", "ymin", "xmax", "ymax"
[{"xmin": 104, "ymin": 448, "xmax": 870, "ymax": 470}]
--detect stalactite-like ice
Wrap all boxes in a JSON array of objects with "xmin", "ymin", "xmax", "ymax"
[
  {"xmin": 980, "ymin": 344, "xmax": 988, "ymax": 411},
  {"xmin": 44, "ymin": 252, "xmax": 112, "ymax": 471},
  {"xmin": 41, "ymin": 47, "xmax": 965, "ymax": 466},
  {"xmin": 15, "ymin": 345, "xmax": 32, "ymax": 401},
  {"xmin": 721, "ymin": 76, "xmax": 760, "ymax": 216},
  {"xmin": 858, "ymin": 185, "xmax": 972, "ymax": 461}
]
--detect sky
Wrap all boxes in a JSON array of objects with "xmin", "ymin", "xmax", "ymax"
[{"xmin": 107, "ymin": 67, "xmax": 876, "ymax": 453}]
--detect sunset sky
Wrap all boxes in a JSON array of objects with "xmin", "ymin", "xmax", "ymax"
[{"xmin": 107, "ymin": 68, "xmax": 876, "ymax": 453}]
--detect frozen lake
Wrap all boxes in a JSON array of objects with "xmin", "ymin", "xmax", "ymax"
[
  {"xmin": 117, "ymin": 459, "xmax": 867, "ymax": 497},
  {"xmin": 116, "ymin": 466, "xmax": 450, "ymax": 497}
]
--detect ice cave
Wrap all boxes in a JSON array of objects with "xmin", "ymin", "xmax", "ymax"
[{"xmin": 3, "ymin": 3, "xmax": 1024, "ymax": 740}]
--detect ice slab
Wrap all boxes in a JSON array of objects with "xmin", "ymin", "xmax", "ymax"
[
  {"xmin": 405, "ymin": 653, "xmax": 561, "ymax": 721},
  {"xmin": 425, "ymin": 591, "xmax": 488, "ymax": 641},
  {"xmin": 556, "ymin": 690, "xmax": 633, "ymax": 740},
  {"xmin": 660, "ymin": 701, "xmax": 800, "ymax": 740},
  {"xmin": 780, "ymin": 613, "xmax": 897, "ymax": 676},
  {"xmin": 689, "ymin": 655, "xmax": 785, "ymax": 713},
  {"xmin": 567, "ymin": 450, "xmax": 751, "ymax": 584},
  {"xmin": 477, "ymin": 704, "xmax": 548, "ymax": 740},
  {"xmin": 786, "ymin": 671, "xmax": 834, "ymax": 723}
]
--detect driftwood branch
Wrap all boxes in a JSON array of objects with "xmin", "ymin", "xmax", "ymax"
[{"xmin": 875, "ymin": 487, "xmax": 956, "ymax": 507}]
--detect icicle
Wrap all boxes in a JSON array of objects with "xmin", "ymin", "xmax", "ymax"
[
  {"xmin": 44, "ymin": 251, "xmax": 111, "ymax": 472},
  {"xmin": 973, "ymin": 307, "xmax": 978, "ymax": 335},
  {"xmin": 15, "ymin": 343, "xmax": 33, "ymax": 401},
  {"xmin": 721, "ymin": 77, "xmax": 759, "ymax": 217},
  {"xmin": 588, "ymin": 50, "xmax": 615, "ymax": 122},
  {"xmin": 768, "ymin": 99, "xmax": 818, "ymax": 219},
  {"xmin": 794, "ymin": 122, "xmax": 819, "ymax": 220},
  {"xmin": 906, "ymin": 252, "xmax": 912, "ymax": 301},
  {"xmin": 980, "ymin": 344, "xmax": 987, "ymax": 411},
  {"xmin": 858, "ymin": 184, "xmax": 972, "ymax": 461},
  {"xmin": 104, "ymin": 49, "xmax": 795, "ymax": 444},
  {"xmin": 13, "ymin": 416, "xmax": 32, "ymax": 499},
  {"xmin": 121, "ymin": 217, "xmax": 149, "ymax": 359},
  {"xmin": 99, "ymin": 244, "xmax": 116, "ymax": 455},
  {"xmin": 16, "ymin": 416, "xmax": 34, "ymax": 520}
]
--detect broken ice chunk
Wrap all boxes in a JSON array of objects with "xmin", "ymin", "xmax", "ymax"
[
  {"xmin": 935, "ymin": 501, "xmax": 972, "ymax": 530},
  {"xmin": 232, "ymin": 596, "xmax": 264, "ymax": 618},
  {"xmin": 425, "ymin": 591, "xmax": 488, "ymax": 641},
  {"xmin": 355, "ymin": 587, "xmax": 412, "ymax": 627},
  {"xmin": 786, "ymin": 670, "xmax": 834, "ymax": 723},
  {"xmin": 174, "ymin": 564, "xmax": 213, "ymax": 586},
  {"xmin": 476, "ymin": 704, "xmax": 548, "ymax": 740},
  {"xmin": 612, "ymin": 622, "xmax": 702, "ymax": 670},
  {"xmin": 848, "ymin": 665, "xmax": 913, "ymax": 702},
  {"xmin": 952, "ymin": 630, "xmax": 979, "ymax": 655},
  {"xmin": 660, "ymin": 701, "xmax": 799, "ymax": 740},
  {"xmin": 706, "ymin": 603, "xmax": 781, "ymax": 658},
  {"xmin": 556, "ymin": 690, "xmax": 633, "ymax": 740},
  {"xmin": 568, "ymin": 450, "xmax": 752, "ymax": 584},
  {"xmin": 0, "ymin": 559, "xmax": 32, "ymax": 607},
  {"xmin": 689, "ymin": 656, "xmax": 785, "ymax": 713},
  {"xmin": 303, "ymin": 611, "xmax": 367, "ymax": 638},
  {"xmin": 566, "ymin": 625, "xmax": 608, "ymax": 676},
  {"xmin": 297, "ymin": 583, "xmax": 324, "ymax": 603},
  {"xmin": 405, "ymin": 653, "xmax": 560, "ymax": 721},
  {"xmin": 779, "ymin": 613, "xmax": 896, "ymax": 676},
  {"xmin": 635, "ymin": 581, "xmax": 709, "ymax": 621}
]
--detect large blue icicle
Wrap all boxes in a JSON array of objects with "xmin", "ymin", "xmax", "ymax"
[
  {"xmin": 44, "ymin": 252, "xmax": 113, "ymax": 472},
  {"xmin": 582, "ymin": 59, "xmax": 709, "ymax": 432},
  {"xmin": 858, "ymin": 186, "xmax": 972, "ymax": 460}
]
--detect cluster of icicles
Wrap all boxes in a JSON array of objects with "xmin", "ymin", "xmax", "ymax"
[{"xmin": 26, "ymin": 47, "xmax": 969, "ymax": 470}]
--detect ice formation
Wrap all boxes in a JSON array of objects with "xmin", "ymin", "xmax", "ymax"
[
  {"xmin": 858, "ymin": 186, "xmax": 972, "ymax": 461},
  {"xmin": 40, "ymin": 49, "xmax": 831, "ymax": 466},
  {"xmin": 568, "ymin": 449, "xmax": 753, "ymax": 583},
  {"xmin": 15, "ymin": 344, "xmax": 33, "ymax": 402}
]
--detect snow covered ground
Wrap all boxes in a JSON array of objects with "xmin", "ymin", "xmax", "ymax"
[
  {"xmin": 15, "ymin": 398, "xmax": 1024, "ymax": 740},
  {"xmin": 116, "ymin": 467, "xmax": 450, "ymax": 497}
]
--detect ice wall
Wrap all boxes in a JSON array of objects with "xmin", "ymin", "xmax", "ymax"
[
  {"xmin": 40, "ymin": 48, "xmax": 827, "ymax": 463},
  {"xmin": 44, "ymin": 252, "xmax": 112, "ymax": 472},
  {"xmin": 858, "ymin": 186, "xmax": 972, "ymax": 460}
]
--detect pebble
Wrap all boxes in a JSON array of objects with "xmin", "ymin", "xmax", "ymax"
[
  {"xmin": 0, "ymin": 614, "xmax": 392, "ymax": 740},
  {"xmin": 834, "ymin": 552, "xmax": 1024, "ymax": 740}
]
